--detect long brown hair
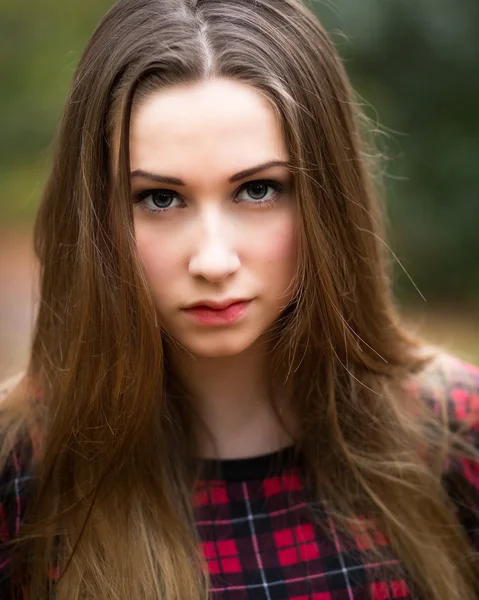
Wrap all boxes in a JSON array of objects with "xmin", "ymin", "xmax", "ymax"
[{"xmin": 1, "ymin": 0, "xmax": 478, "ymax": 598}]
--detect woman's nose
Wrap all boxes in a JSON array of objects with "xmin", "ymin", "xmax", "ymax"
[{"xmin": 188, "ymin": 210, "xmax": 241, "ymax": 282}]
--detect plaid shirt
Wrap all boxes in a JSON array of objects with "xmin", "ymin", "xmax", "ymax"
[{"xmin": 1, "ymin": 352, "xmax": 478, "ymax": 599}]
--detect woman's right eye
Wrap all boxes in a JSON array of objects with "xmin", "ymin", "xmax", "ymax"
[{"xmin": 134, "ymin": 189, "xmax": 182, "ymax": 214}]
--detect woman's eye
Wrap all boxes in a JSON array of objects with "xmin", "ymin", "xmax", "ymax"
[
  {"xmin": 133, "ymin": 179, "xmax": 284, "ymax": 215},
  {"xmin": 235, "ymin": 180, "xmax": 283, "ymax": 205},
  {"xmin": 134, "ymin": 189, "xmax": 181, "ymax": 213}
]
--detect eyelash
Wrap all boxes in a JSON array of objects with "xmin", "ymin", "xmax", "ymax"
[{"xmin": 132, "ymin": 179, "xmax": 285, "ymax": 215}]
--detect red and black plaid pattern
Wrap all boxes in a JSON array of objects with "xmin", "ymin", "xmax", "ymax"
[
  {"xmin": 192, "ymin": 353, "xmax": 479, "ymax": 599},
  {"xmin": 193, "ymin": 449, "xmax": 415, "ymax": 600},
  {"xmin": 0, "ymin": 352, "xmax": 478, "ymax": 599}
]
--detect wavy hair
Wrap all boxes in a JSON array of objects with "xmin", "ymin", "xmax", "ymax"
[{"xmin": 0, "ymin": 0, "xmax": 478, "ymax": 598}]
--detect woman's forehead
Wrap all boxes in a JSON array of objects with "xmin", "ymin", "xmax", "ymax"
[{"xmin": 126, "ymin": 78, "xmax": 288, "ymax": 181}]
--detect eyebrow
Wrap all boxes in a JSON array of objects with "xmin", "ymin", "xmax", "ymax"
[{"xmin": 130, "ymin": 160, "xmax": 290, "ymax": 185}]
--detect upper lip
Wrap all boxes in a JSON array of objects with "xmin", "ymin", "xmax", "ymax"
[{"xmin": 184, "ymin": 298, "xmax": 251, "ymax": 310}]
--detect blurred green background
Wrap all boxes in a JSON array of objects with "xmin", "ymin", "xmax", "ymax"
[{"xmin": 0, "ymin": 0, "xmax": 477, "ymax": 379}]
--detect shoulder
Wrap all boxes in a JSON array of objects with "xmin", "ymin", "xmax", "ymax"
[
  {"xmin": 410, "ymin": 350, "xmax": 479, "ymax": 470},
  {"xmin": 0, "ymin": 445, "xmax": 33, "ymax": 595},
  {"xmin": 0, "ymin": 440, "xmax": 34, "ymax": 594},
  {"xmin": 410, "ymin": 350, "xmax": 479, "ymax": 433},
  {"xmin": 0, "ymin": 372, "xmax": 37, "ymax": 548},
  {"xmin": 411, "ymin": 351, "xmax": 479, "ymax": 547},
  {"xmin": 0, "ymin": 440, "xmax": 34, "ymax": 539}
]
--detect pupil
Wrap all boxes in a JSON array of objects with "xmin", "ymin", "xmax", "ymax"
[
  {"xmin": 249, "ymin": 183, "xmax": 267, "ymax": 199},
  {"xmin": 152, "ymin": 190, "xmax": 174, "ymax": 208}
]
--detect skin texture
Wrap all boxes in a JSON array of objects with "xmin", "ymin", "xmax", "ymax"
[{"xmin": 128, "ymin": 78, "xmax": 298, "ymax": 458}]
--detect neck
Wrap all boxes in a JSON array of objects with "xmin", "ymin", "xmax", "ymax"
[{"xmin": 165, "ymin": 339, "xmax": 295, "ymax": 459}]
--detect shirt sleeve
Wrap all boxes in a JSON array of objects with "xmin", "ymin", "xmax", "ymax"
[
  {"xmin": 421, "ymin": 353, "xmax": 479, "ymax": 550},
  {"xmin": 0, "ymin": 440, "xmax": 34, "ymax": 598},
  {"xmin": 0, "ymin": 381, "xmax": 35, "ymax": 598}
]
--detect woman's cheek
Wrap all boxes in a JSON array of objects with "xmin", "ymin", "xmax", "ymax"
[
  {"xmin": 134, "ymin": 223, "xmax": 177, "ymax": 289},
  {"xmin": 261, "ymin": 211, "xmax": 297, "ymax": 268},
  {"xmin": 263, "ymin": 213, "xmax": 299, "ymax": 305}
]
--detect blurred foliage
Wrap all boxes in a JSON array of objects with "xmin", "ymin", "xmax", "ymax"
[
  {"xmin": 0, "ymin": 0, "xmax": 478, "ymax": 305},
  {"xmin": 315, "ymin": 0, "xmax": 479, "ymax": 305}
]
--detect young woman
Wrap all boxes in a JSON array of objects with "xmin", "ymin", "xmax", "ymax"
[{"xmin": 0, "ymin": 0, "xmax": 478, "ymax": 598}]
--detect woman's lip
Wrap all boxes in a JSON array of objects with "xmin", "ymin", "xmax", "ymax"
[
  {"xmin": 183, "ymin": 300, "xmax": 252, "ymax": 325},
  {"xmin": 186, "ymin": 298, "xmax": 251, "ymax": 310},
  {"xmin": 191, "ymin": 302, "xmax": 239, "ymax": 310}
]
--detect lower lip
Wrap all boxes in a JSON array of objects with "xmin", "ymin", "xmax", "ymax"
[{"xmin": 183, "ymin": 301, "xmax": 251, "ymax": 325}]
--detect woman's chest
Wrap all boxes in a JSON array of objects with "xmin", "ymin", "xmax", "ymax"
[{"xmin": 193, "ymin": 478, "xmax": 413, "ymax": 600}]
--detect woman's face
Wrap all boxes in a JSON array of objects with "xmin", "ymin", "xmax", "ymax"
[{"xmin": 128, "ymin": 77, "xmax": 298, "ymax": 358}]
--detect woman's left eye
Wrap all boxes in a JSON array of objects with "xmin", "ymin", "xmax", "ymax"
[{"xmin": 235, "ymin": 180, "xmax": 284, "ymax": 206}]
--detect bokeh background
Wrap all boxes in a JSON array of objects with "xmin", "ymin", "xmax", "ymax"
[{"xmin": 0, "ymin": 0, "xmax": 478, "ymax": 381}]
